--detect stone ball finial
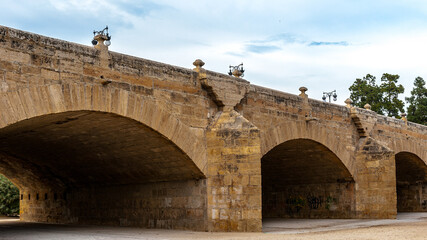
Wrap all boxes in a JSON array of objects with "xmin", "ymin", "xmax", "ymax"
[
  {"xmin": 193, "ymin": 59, "xmax": 205, "ymax": 68},
  {"xmin": 364, "ymin": 103, "xmax": 371, "ymax": 110},
  {"xmin": 299, "ymin": 87, "xmax": 308, "ymax": 98},
  {"xmin": 299, "ymin": 86, "xmax": 308, "ymax": 98},
  {"xmin": 345, "ymin": 98, "xmax": 352, "ymax": 108},
  {"xmin": 299, "ymin": 86, "xmax": 307, "ymax": 94}
]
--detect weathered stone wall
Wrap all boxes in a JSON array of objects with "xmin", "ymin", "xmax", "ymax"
[
  {"xmin": 194, "ymin": 67, "xmax": 262, "ymax": 231},
  {"xmin": 372, "ymin": 115, "xmax": 427, "ymax": 162},
  {"xmin": 353, "ymin": 137, "xmax": 396, "ymax": 218},
  {"xmin": 206, "ymin": 110, "xmax": 262, "ymax": 231},
  {"xmin": 20, "ymin": 188, "xmax": 69, "ymax": 223},
  {"xmin": 20, "ymin": 179, "xmax": 207, "ymax": 230},
  {"xmin": 263, "ymin": 182, "xmax": 355, "ymax": 218}
]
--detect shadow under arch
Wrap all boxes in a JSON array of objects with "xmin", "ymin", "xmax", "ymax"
[
  {"xmin": 0, "ymin": 110, "xmax": 206, "ymax": 189},
  {"xmin": 261, "ymin": 121, "xmax": 355, "ymax": 178},
  {"xmin": 262, "ymin": 138, "xmax": 355, "ymax": 219},
  {"xmin": 395, "ymin": 151, "xmax": 427, "ymax": 212}
]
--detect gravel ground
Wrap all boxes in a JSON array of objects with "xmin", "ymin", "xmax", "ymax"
[{"xmin": 1, "ymin": 213, "xmax": 427, "ymax": 240}]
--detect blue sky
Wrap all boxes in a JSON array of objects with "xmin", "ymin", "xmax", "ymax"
[{"xmin": 1, "ymin": 0, "xmax": 427, "ymax": 105}]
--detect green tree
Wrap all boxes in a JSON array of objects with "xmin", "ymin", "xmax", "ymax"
[
  {"xmin": 406, "ymin": 77, "xmax": 427, "ymax": 125},
  {"xmin": 380, "ymin": 73, "xmax": 405, "ymax": 118},
  {"xmin": 349, "ymin": 74, "xmax": 383, "ymax": 114},
  {"xmin": 349, "ymin": 73, "xmax": 405, "ymax": 118},
  {"xmin": 0, "ymin": 174, "xmax": 19, "ymax": 216}
]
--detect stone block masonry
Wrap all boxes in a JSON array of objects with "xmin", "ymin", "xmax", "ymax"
[
  {"xmin": 20, "ymin": 180, "xmax": 207, "ymax": 230},
  {"xmin": 263, "ymin": 183, "xmax": 355, "ymax": 219},
  {"xmin": 0, "ymin": 25, "xmax": 426, "ymax": 232},
  {"xmin": 206, "ymin": 110, "xmax": 262, "ymax": 231}
]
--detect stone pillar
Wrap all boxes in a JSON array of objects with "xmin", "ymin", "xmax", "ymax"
[
  {"xmin": 194, "ymin": 60, "xmax": 262, "ymax": 231},
  {"xmin": 354, "ymin": 137, "xmax": 397, "ymax": 218},
  {"xmin": 206, "ymin": 109, "xmax": 262, "ymax": 231},
  {"xmin": 349, "ymin": 107, "xmax": 396, "ymax": 218}
]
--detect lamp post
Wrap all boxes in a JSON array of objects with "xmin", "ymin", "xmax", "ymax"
[
  {"xmin": 228, "ymin": 63, "xmax": 245, "ymax": 78},
  {"xmin": 322, "ymin": 90, "xmax": 337, "ymax": 103},
  {"xmin": 92, "ymin": 26, "xmax": 111, "ymax": 48}
]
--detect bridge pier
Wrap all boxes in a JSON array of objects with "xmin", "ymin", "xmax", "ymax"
[
  {"xmin": 205, "ymin": 107, "xmax": 262, "ymax": 231},
  {"xmin": 354, "ymin": 138, "xmax": 397, "ymax": 218}
]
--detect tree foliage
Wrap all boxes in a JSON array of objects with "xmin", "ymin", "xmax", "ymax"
[
  {"xmin": 349, "ymin": 74, "xmax": 383, "ymax": 114},
  {"xmin": 380, "ymin": 73, "xmax": 405, "ymax": 118},
  {"xmin": 0, "ymin": 174, "xmax": 19, "ymax": 216},
  {"xmin": 406, "ymin": 77, "xmax": 427, "ymax": 125},
  {"xmin": 349, "ymin": 73, "xmax": 404, "ymax": 118}
]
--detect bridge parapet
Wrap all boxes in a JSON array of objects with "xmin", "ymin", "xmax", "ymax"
[{"xmin": 245, "ymin": 82, "xmax": 426, "ymax": 142}]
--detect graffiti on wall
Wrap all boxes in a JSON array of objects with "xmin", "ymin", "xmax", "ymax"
[
  {"xmin": 307, "ymin": 195, "xmax": 323, "ymax": 209},
  {"xmin": 284, "ymin": 194, "xmax": 338, "ymax": 215},
  {"xmin": 285, "ymin": 196, "xmax": 306, "ymax": 213}
]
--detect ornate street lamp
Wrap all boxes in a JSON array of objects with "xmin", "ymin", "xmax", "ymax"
[
  {"xmin": 92, "ymin": 26, "xmax": 111, "ymax": 47},
  {"xmin": 228, "ymin": 63, "xmax": 245, "ymax": 78},
  {"xmin": 322, "ymin": 90, "xmax": 337, "ymax": 103}
]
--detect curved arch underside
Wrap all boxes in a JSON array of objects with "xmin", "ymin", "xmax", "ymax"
[
  {"xmin": 0, "ymin": 111, "xmax": 204, "ymax": 189},
  {"xmin": 261, "ymin": 121, "xmax": 354, "ymax": 177},
  {"xmin": 262, "ymin": 139, "xmax": 353, "ymax": 185},
  {"xmin": 396, "ymin": 152, "xmax": 427, "ymax": 184}
]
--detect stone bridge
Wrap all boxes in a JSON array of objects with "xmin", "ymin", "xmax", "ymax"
[{"xmin": 0, "ymin": 25, "xmax": 426, "ymax": 232}]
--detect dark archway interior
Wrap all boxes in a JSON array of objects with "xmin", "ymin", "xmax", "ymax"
[
  {"xmin": 262, "ymin": 139, "xmax": 355, "ymax": 219},
  {"xmin": 0, "ymin": 111, "xmax": 207, "ymax": 228},
  {"xmin": 396, "ymin": 152, "xmax": 427, "ymax": 212}
]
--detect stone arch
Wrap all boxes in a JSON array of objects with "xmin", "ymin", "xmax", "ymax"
[
  {"xmin": 261, "ymin": 121, "xmax": 354, "ymax": 177},
  {"xmin": 261, "ymin": 137, "xmax": 356, "ymax": 219},
  {"xmin": 388, "ymin": 138, "xmax": 427, "ymax": 166},
  {"xmin": 0, "ymin": 83, "xmax": 208, "ymax": 228},
  {"xmin": 0, "ymin": 83, "xmax": 207, "ymax": 175}
]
